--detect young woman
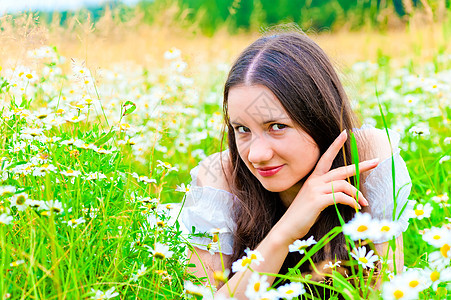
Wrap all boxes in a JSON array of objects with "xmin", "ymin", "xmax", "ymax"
[{"xmin": 181, "ymin": 30, "xmax": 412, "ymax": 298}]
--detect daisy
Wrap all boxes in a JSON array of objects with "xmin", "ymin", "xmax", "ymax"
[
  {"xmin": 131, "ymin": 264, "xmax": 147, "ymax": 281},
  {"xmin": 207, "ymin": 242, "xmax": 219, "ymax": 255},
  {"xmin": 288, "ymin": 236, "xmax": 317, "ymax": 254},
  {"xmin": 232, "ymin": 250, "xmax": 264, "ymax": 273},
  {"xmin": 424, "ymin": 267, "xmax": 451, "ymax": 290},
  {"xmin": 400, "ymin": 268, "xmax": 428, "ymax": 293},
  {"xmin": 32, "ymin": 164, "xmax": 57, "ymax": 176},
  {"xmin": 64, "ymin": 217, "xmax": 86, "ymax": 228},
  {"xmin": 428, "ymin": 244, "xmax": 451, "ymax": 268},
  {"xmin": 156, "ymin": 160, "xmax": 179, "ymax": 172},
  {"xmin": 10, "ymin": 260, "xmax": 25, "ymax": 267},
  {"xmin": 276, "ymin": 282, "xmax": 306, "ymax": 300},
  {"xmin": 90, "ymin": 287, "xmax": 119, "ymax": 299},
  {"xmin": 422, "ymin": 227, "xmax": 450, "ymax": 248},
  {"xmin": 343, "ymin": 212, "xmax": 375, "ymax": 240},
  {"xmin": 175, "ymin": 183, "xmax": 190, "ymax": 193},
  {"xmin": 85, "ymin": 172, "xmax": 107, "ymax": 181},
  {"xmin": 0, "ymin": 213, "xmax": 13, "ymax": 225},
  {"xmin": 244, "ymin": 248, "xmax": 264, "ymax": 265},
  {"xmin": 323, "ymin": 260, "xmax": 342, "ymax": 269},
  {"xmin": 184, "ymin": 281, "xmax": 211, "ymax": 299},
  {"xmin": 373, "ymin": 219, "xmax": 400, "ymax": 242},
  {"xmin": 382, "ymin": 278, "xmax": 417, "ymax": 300},
  {"xmin": 61, "ymin": 169, "xmax": 82, "ymax": 177},
  {"xmin": 350, "ymin": 246, "xmax": 379, "ymax": 269},
  {"xmin": 0, "ymin": 186, "xmax": 16, "ymax": 197},
  {"xmin": 10, "ymin": 192, "xmax": 30, "ymax": 211},
  {"xmin": 132, "ymin": 173, "xmax": 156, "ymax": 184},
  {"xmin": 164, "ymin": 48, "xmax": 181, "ymax": 60},
  {"xmin": 410, "ymin": 202, "xmax": 433, "ymax": 220},
  {"xmin": 42, "ymin": 200, "xmax": 64, "ymax": 214},
  {"xmin": 245, "ymin": 273, "xmax": 270, "ymax": 300},
  {"xmin": 65, "ymin": 114, "xmax": 86, "ymax": 123},
  {"xmin": 147, "ymin": 243, "xmax": 173, "ymax": 260}
]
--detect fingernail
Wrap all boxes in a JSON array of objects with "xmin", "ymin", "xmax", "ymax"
[
  {"xmin": 369, "ymin": 158, "xmax": 379, "ymax": 164},
  {"xmin": 363, "ymin": 198, "xmax": 369, "ymax": 206},
  {"xmin": 357, "ymin": 203, "xmax": 362, "ymax": 210}
]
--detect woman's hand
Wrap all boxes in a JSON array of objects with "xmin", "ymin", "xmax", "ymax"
[{"xmin": 275, "ymin": 130, "xmax": 379, "ymax": 245}]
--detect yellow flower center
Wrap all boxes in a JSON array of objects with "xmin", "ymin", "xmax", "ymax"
[
  {"xmin": 286, "ymin": 289, "xmax": 294, "ymax": 294},
  {"xmin": 430, "ymin": 270, "xmax": 440, "ymax": 282},
  {"xmin": 440, "ymin": 244, "xmax": 450, "ymax": 258},
  {"xmin": 67, "ymin": 170, "xmax": 73, "ymax": 174},
  {"xmin": 16, "ymin": 195, "xmax": 26, "ymax": 205},
  {"xmin": 26, "ymin": 74, "xmax": 33, "ymax": 79},
  {"xmin": 357, "ymin": 225, "xmax": 368, "ymax": 232},
  {"xmin": 154, "ymin": 252, "xmax": 165, "ymax": 259},
  {"xmin": 414, "ymin": 209, "xmax": 424, "ymax": 216},
  {"xmin": 359, "ymin": 257, "xmax": 368, "ymax": 264},
  {"xmin": 253, "ymin": 282, "xmax": 260, "ymax": 292},
  {"xmin": 393, "ymin": 290, "xmax": 404, "ymax": 299},
  {"xmin": 409, "ymin": 280, "xmax": 419, "ymax": 288},
  {"xmin": 241, "ymin": 258, "xmax": 251, "ymax": 267},
  {"xmin": 381, "ymin": 226, "xmax": 390, "ymax": 232},
  {"xmin": 212, "ymin": 234, "xmax": 218, "ymax": 243},
  {"xmin": 250, "ymin": 253, "xmax": 257, "ymax": 260},
  {"xmin": 433, "ymin": 235, "xmax": 441, "ymax": 240}
]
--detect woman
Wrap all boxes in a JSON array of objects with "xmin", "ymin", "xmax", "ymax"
[{"xmin": 181, "ymin": 30, "xmax": 412, "ymax": 298}]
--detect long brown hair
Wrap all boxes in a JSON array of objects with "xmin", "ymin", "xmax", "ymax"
[{"xmin": 221, "ymin": 30, "xmax": 361, "ymax": 277}]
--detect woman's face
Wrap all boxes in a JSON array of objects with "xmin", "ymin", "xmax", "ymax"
[{"xmin": 228, "ymin": 84, "xmax": 320, "ymax": 195}]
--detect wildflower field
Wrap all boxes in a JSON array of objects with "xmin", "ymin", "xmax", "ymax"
[{"xmin": 0, "ymin": 16, "xmax": 450, "ymax": 300}]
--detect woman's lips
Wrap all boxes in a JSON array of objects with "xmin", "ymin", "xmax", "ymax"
[{"xmin": 256, "ymin": 165, "xmax": 284, "ymax": 177}]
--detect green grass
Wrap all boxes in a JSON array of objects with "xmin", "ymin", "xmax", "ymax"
[{"xmin": 0, "ymin": 41, "xmax": 449, "ymax": 299}]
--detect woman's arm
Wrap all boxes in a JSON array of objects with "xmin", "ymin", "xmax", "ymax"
[{"xmin": 190, "ymin": 131, "xmax": 378, "ymax": 299}]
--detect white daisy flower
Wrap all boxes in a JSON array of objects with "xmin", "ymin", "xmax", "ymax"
[
  {"xmin": 288, "ymin": 236, "xmax": 317, "ymax": 254},
  {"xmin": 276, "ymin": 282, "xmax": 306, "ymax": 299},
  {"xmin": 10, "ymin": 259, "xmax": 25, "ymax": 267},
  {"xmin": 409, "ymin": 202, "xmax": 433, "ymax": 220},
  {"xmin": 61, "ymin": 169, "xmax": 82, "ymax": 177},
  {"xmin": 90, "ymin": 287, "xmax": 119, "ymax": 299},
  {"xmin": 147, "ymin": 243, "xmax": 173, "ymax": 260},
  {"xmin": 0, "ymin": 186, "xmax": 16, "ymax": 197},
  {"xmin": 131, "ymin": 264, "xmax": 147, "ymax": 281},
  {"xmin": 64, "ymin": 217, "xmax": 86, "ymax": 228},
  {"xmin": 10, "ymin": 192, "xmax": 30, "ymax": 211},
  {"xmin": 424, "ymin": 267, "xmax": 451, "ymax": 291},
  {"xmin": 350, "ymin": 246, "xmax": 379, "ymax": 269},
  {"xmin": 343, "ymin": 212, "xmax": 375, "ymax": 240},
  {"xmin": 382, "ymin": 277, "xmax": 418, "ymax": 300},
  {"xmin": 175, "ymin": 183, "xmax": 190, "ymax": 193},
  {"xmin": 323, "ymin": 260, "xmax": 341, "ymax": 269},
  {"xmin": 184, "ymin": 281, "xmax": 211, "ymax": 299},
  {"xmin": 0, "ymin": 213, "xmax": 13, "ymax": 225},
  {"xmin": 422, "ymin": 227, "xmax": 451, "ymax": 248},
  {"xmin": 245, "ymin": 273, "xmax": 270, "ymax": 300}
]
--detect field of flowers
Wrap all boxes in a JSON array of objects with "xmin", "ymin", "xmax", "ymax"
[{"xmin": 0, "ymin": 29, "xmax": 450, "ymax": 299}]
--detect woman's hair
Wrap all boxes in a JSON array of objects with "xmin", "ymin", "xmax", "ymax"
[{"xmin": 221, "ymin": 30, "xmax": 361, "ymax": 277}]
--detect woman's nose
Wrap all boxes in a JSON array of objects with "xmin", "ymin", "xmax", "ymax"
[{"xmin": 247, "ymin": 134, "xmax": 273, "ymax": 164}]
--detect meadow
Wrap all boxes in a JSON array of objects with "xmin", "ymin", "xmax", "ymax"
[{"xmin": 0, "ymin": 12, "xmax": 450, "ymax": 299}]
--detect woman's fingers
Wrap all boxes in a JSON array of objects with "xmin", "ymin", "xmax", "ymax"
[
  {"xmin": 324, "ymin": 180, "xmax": 369, "ymax": 206},
  {"xmin": 322, "ymin": 192, "xmax": 362, "ymax": 210},
  {"xmin": 313, "ymin": 130, "xmax": 347, "ymax": 175},
  {"xmin": 324, "ymin": 158, "xmax": 379, "ymax": 182}
]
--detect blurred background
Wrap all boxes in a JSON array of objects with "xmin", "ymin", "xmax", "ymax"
[{"xmin": 0, "ymin": 0, "xmax": 449, "ymax": 70}]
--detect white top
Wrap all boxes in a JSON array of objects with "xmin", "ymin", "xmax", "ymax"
[{"xmin": 181, "ymin": 126, "xmax": 414, "ymax": 255}]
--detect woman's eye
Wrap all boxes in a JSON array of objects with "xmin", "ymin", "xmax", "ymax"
[
  {"xmin": 236, "ymin": 126, "xmax": 249, "ymax": 133},
  {"xmin": 270, "ymin": 124, "xmax": 287, "ymax": 131}
]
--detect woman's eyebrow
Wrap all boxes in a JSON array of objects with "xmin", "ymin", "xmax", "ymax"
[{"xmin": 231, "ymin": 117, "xmax": 290, "ymax": 126}]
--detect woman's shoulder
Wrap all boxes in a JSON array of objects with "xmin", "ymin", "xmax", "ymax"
[
  {"xmin": 194, "ymin": 149, "xmax": 233, "ymax": 193},
  {"xmin": 353, "ymin": 125, "xmax": 401, "ymax": 162}
]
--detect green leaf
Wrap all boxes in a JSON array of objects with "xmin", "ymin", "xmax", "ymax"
[{"xmin": 122, "ymin": 101, "xmax": 136, "ymax": 116}]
